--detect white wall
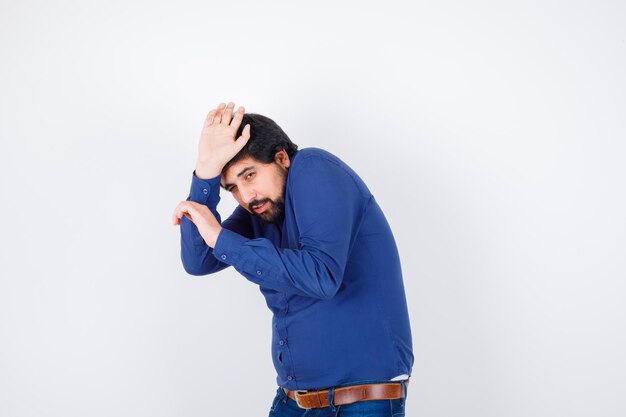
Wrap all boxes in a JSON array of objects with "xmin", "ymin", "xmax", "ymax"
[{"xmin": 1, "ymin": 1, "xmax": 624, "ymax": 416}]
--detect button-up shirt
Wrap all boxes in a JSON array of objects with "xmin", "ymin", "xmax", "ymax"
[{"xmin": 179, "ymin": 147, "xmax": 413, "ymax": 390}]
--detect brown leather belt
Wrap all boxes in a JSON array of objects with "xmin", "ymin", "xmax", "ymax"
[{"xmin": 282, "ymin": 380, "xmax": 409, "ymax": 409}]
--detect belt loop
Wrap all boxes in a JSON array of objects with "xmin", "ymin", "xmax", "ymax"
[
  {"xmin": 400, "ymin": 380, "xmax": 408, "ymax": 398},
  {"xmin": 328, "ymin": 387, "xmax": 337, "ymax": 413}
]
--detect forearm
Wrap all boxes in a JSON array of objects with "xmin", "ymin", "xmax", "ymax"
[
  {"xmin": 213, "ymin": 229, "xmax": 346, "ymax": 300},
  {"xmin": 180, "ymin": 216, "xmax": 228, "ymax": 275},
  {"xmin": 178, "ymin": 171, "xmax": 226, "ymax": 275}
]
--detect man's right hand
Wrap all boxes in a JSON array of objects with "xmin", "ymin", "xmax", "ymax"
[{"xmin": 195, "ymin": 102, "xmax": 251, "ymax": 179}]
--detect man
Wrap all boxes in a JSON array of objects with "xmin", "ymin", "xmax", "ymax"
[{"xmin": 172, "ymin": 102, "xmax": 414, "ymax": 416}]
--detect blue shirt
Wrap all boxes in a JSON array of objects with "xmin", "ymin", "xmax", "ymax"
[{"xmin": 179, "ymin": 147, "xmax": 413, "ymax": 390}]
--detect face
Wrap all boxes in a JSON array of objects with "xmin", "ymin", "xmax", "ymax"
[{"xmin": 221, "ymin": 151, "xmax": 290, "ymax": 224}]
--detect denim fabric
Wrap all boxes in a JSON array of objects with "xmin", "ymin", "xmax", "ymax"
[{"xmin": 268, "ymin": 381, "xmax": 408, "ymax": 417}]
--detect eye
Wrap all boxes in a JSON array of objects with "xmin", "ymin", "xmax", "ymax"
[
  {"xmin": 227, "ymin": 185, "xmax": 237, "ymax": 193},
  {"xmin": 245, "ymin": 172, "xmax": 255, "ymax": 181}
]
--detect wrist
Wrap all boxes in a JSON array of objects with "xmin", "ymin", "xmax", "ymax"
[
  {"xmin": 195, "ymin": 159, "xmax": 223, "ymax": 179},
  {"xmin": 204, "ymin": 225, "xmax": 223, "ymax": 248}
]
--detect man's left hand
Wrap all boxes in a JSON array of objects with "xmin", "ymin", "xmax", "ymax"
[{"xmin": 172, "ymin": 201, "xmax": 222, "ymax": 248}]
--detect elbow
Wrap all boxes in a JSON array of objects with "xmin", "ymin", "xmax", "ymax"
[
  {"xmin": 182, "ymin": 261, "xmax": 208, "ymax": 276},
  {"xmin": 301, "ymin": 254, "xmax": 344, "ymax": 300},
  {"xmin": 318, "ymin": 283, "xmax": 340, "ymax": 300},
  {"xmin": 317, "ymin": 290, "xmax": 338, "ymax": 301},
  {"xmin": 180, "ymin": 253, "xmax": 210, "ymax": 276},
  {"xmin": 316, "ymin": 265, "xmax": 342, "ymax": 300},
  {"xmin": 181, "ymin": 253, "xmax": 225, "ymax": 276}
]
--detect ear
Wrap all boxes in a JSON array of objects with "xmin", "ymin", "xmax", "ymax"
[{"xmin": 274, "ymin": 149, "xmax": 291, "ymax": 169}]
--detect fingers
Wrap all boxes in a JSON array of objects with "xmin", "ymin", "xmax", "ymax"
[
  {"xmin": 230, "ymin": 105, "xmax": 245, "ymax": 130},
  {"xmin": 172, "ymin": 201, "xmax": 197, "ymax": 225},
  {"xmin": 221, "ymin": 102, "xmax": 235, "ymax": 125},
  {"xmin": 172, "ymin": 203, "xmax": 185, "ymax": 225},
  {"xmin": 205, "ymin": 102, "xmax": 241, "ymax": 127},
  {"xmin": 205, "ymin": 109, "xmax": 217, "ymax": 126},
  {"xmin": 212, "ymin": 102, "xmax": 226, "ymax": 124},
  {"xmin": 234, "ymin": 124, "xmax": 251, "ymax": 152}
]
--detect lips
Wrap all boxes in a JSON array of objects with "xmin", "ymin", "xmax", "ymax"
[{"xmin": 253, "ymin": 201, "xmax": 270, "ymax": 214}]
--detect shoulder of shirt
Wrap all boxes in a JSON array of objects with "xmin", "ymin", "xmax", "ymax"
[
  {"xmin": 288, "ymin": 147, "xmax": 372, "ymax": 198},
  {"xmin": 292, "ymin": 147, "xmax": 336, "ymax": 162},
  {"xmin": 290, "ymin": 147, "xmax": 351, "ymax": 172}
]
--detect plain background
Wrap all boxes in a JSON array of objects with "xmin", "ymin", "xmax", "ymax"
[{"xmin": 1, "ymin": 1, "xmax": 624, "ymax": 416}]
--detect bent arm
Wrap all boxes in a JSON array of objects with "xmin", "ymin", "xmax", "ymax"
[
  {"xmin": 180, "ymin": 171, "xmax": 253, "ymax": 275},
  {"xmin": 212, "ymin": 156, "xmax": 369, "ymax": 299}
]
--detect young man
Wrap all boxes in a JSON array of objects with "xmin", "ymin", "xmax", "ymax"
[{"xmin": 172, "ymin": 102, "xmax": 414, "ymax": 416}]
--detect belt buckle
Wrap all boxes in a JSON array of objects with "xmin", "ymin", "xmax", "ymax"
[{"xmin": 294, "ymin": 390, "xmax": 311, "ymax": 409}]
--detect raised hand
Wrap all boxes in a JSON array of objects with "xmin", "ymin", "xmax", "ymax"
[{"xmin": 195, "ymin": 102, "xmax": 251, "ymax": 179}]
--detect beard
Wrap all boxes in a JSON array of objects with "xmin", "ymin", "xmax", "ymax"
[
  {"xmin": 248, "ymin": 197, "xmax": 285, "ymax": 224},
  {"xmin": 248, "ymin": 168, "xmax": 287, "ymax": 224}
]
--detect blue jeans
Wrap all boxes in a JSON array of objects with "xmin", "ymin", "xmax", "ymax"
[{"xmin": 268, "ymin": 381, "xmax": 408, "ymax": 417}]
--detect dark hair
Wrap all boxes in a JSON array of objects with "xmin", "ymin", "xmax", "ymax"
[{"xmin": 223, "ymin": 113, "xmax": 298, "ymax": 174}]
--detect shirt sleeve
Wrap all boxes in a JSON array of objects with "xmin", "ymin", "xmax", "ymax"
[
  {"xmin": 179, "ymin": 171, "xmax": 254, "ymax": 276},
  {"xmin": 212, "ymin": 156, "xmax": 370, "ymax": 299}
]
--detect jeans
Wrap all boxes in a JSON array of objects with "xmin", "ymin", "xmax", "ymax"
[{"xmin": 268, "ymin": 381, "xmax": 408, "ymax": 417}]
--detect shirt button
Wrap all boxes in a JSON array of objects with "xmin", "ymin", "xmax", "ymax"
[
  {"xmin": 202, "ymin": 188, "xmax": 208, "ymax": 195},
  {"xmin": 279, "ymin": 339, "xmax": 285, "ymax": 345},
  {"xmin": 287, "ymin": 375, "xmax": 293, "ymax": 381},
  {"xmin": 220, "ymin": 254, "xmax": 227, "ymax": 260},
  {"xmin": 256, "ymin": 270, "xmax": 262, "ymax": 275}
]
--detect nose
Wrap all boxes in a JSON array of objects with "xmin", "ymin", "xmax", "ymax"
[{"xmin": 240, "ymin": 186, "xmax": 257, "ymax": 205}]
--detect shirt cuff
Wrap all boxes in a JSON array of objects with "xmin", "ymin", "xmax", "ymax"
[
  {"xmin": 213, "ymin": 228, "xmax": 249, "ymax": 267},
  {"xmin": 188, "ymin": 170, "xmax": 222, "ymax": 204}
]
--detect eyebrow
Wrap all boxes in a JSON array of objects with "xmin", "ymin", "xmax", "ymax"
[{"xmin": 221, "ymin": 165, "xmax": 256, "ymax": 190}]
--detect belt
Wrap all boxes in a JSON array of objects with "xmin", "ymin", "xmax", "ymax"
[{"xmin": 282, "ymin": 380, "xmax": 409, "ymax": 409}]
